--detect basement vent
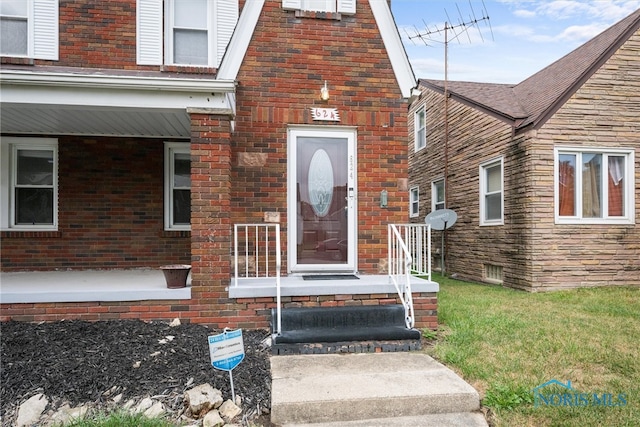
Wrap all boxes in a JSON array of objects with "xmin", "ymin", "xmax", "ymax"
[{"xmin": 484, "ymin": 264, "xmax": 503, "ymax": 284}]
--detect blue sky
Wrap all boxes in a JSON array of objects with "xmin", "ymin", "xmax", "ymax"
[{"xmin": 390, "ymin": 0, "xmax": 640, "ymax": 83}]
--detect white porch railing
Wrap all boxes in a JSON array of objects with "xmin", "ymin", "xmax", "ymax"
[
  {"xmin": 233, "ymin": 223, "xmax": 430, "ymax": 335},
  {"xmin": 233, "ymin": 224, "xmax": 282, "ymax": 333},
  {"xmin": 388, "ymin": 224, "xmax": 432, "ymax": 328}
]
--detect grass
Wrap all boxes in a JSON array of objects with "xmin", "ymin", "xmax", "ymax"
[
  {"xmin": 57, "ymin": 410, "xmax": 177, "ymax": 427},
  {"xmin": 424, "ymin": 273, "xmax": 640, "ymax": 427}
]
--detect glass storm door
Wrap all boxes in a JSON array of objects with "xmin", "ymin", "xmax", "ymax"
[{"xmin": 288, "ymin": 128, "xmax": 356, "ymax": 273}]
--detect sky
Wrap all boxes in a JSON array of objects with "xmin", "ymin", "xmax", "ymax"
[{"xmin": 390, "ymin": 0, "xmax": 640, "ymax": 84}]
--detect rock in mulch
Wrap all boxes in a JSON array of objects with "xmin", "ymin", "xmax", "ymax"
[{"xmin": 0, "ymin": 319, "xmax": 272, "ymax": 426}]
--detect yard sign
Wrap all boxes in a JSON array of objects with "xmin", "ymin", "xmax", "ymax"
[{"xmin": 208, "ymin": 328, "xmax": 245, "ymax": 401}]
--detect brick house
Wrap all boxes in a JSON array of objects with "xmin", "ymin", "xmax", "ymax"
[
  {"xmin": 1, "ymin": 0, "xmax": 438, "ymax": 331},
  {"xmin": 408, "ymin": 9, "xmax": 639, "ymax": 291}
]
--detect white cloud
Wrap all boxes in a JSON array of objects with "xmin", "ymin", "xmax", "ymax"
[
  {"xmin": 556, "ymin": 23, "xmax": 609, "ymax": 42},
  {"xmin": 513, "ymin": 9, "xmax": 537, "ymax": 18}
]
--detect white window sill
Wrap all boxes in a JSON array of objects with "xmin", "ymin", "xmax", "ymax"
[{"xmin": 0, "ymin": 269, "xmax": 191, "ymax": 304}]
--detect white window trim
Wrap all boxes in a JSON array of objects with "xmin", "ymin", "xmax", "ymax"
[
  {"xmin": 0, "ymin": 137, "xmax": 58, "ymax": 231},
  {"xmin": 0, "ymin": 0, "xmax": 59, "ymax": 60},
  {"xmin": 432, "ymin": 178, "xmax": 445, "ymax": 212},
  {"xmin": 137, "ymin": 0, "xmax": 237, "ymax": 67},
  {"xmin": 164, "ymin": 142, "xmax": 191, "ymax": 231},
  {"xmin": 554, "ymin": 146, "xmax": 635, "ymax": 225},
  {"xmin": 282, "ymin": 0, "xmax": 356, "ymax": 14},
  {"xmin": 409, "ymin": 186, "xmax": 419, "ymax": 218},
  {"xmin": 479, "ymin": 157, "xmax": 504, "ymax": 226},
  {"xmin": 414, "ymin": 106, "xmax": 426, "ymax": 152},
  {"xmin": 165, "ymin": 0, "xmax": 212, "ymax": 67}
]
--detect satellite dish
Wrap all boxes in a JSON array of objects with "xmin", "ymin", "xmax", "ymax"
[{"xmin": 425, "ymin": 209, "xmax": 458, "ymax": 231}]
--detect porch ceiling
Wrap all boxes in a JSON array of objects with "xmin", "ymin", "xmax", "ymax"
[
  {"xmin": 0, "ymin": 67, "xmax": 236, "ymax": 138},
  {"xmin": 1, "ymin": 103, "xmax": 192, "ymax": 138}
]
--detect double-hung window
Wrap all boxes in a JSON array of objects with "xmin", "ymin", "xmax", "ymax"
[
  {"xmin": 414, "ymin": 107, "xmax": 426, "ymax": 151},
  {"xmin": 164, "ymin": 143, "xmax": 191, "ymax": 230},
  {"xmin": 432, "ymin": 179, "xmax": 445, "ymax": 211},
  {"xmin": 409, "ymin": 186, "xmax": 419, "ymax": 218},
  {"xmin": 282, "ymin": 0, "xmax": 356, "ymax": 14},
  {"xmin": 136, "ymin": 0, "xmax": 238, "ymax": 67},
  {"xmin": 555, "ymin": 147, "xmax": 634, "ymax": 224},
  {"xmin": 480, "ymin": 158, "xmax": 503, "ymax": 226},
  {"xmin": 0, "ymin": 0, "xmax": 58, "ymax": 59},
  {"xmin": 1, "ymin": 138, "xmax": 58, "ymax": 230}
]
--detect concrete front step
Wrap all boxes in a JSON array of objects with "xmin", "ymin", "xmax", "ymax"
[
  {"xmin": 270, "ymin": 352, "xmax": 484, "ymax": 426},
  {"xmin": 281, "ymin": 412, "xmax": 488, "ymax": 427}
]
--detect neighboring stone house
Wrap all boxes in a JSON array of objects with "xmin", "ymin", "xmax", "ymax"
[
  {"xmin": 408, "ymin": 9, "xmax": 639, "ymax": 291},
  {"xmin": 1, "ymin": 0, "xmax": 439, "ymax": 330}
]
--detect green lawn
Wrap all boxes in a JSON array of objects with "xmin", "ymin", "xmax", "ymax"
[{"xmin": 424, "ymin": 274, "xmax": 640, "ymax": 427}]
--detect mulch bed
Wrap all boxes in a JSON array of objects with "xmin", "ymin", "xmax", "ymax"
[{"xmin": 0, "ymin": 320, "xmax": 271, "ymax": 424}]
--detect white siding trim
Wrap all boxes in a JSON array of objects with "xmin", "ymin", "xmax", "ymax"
[
  {"xmin": 217, "ymin": 0, "xmax": 265, "ymax": 80},
  {"xmin": 282, "ymin": 0, "xmax": 302, "ymax": 10},
  {"xmin": 136, "ymin": 0, "xmax": 163, "ymax": 65},
  {"xmin": 214, "ymin": 0, "xmax": 239, "ymax": 68},
  {"xmin": 368, "ymin": 0, "xmax": 416, "ymax": 98},
  {"xmin": 337, "ymin": 0, "xmax": 356, "ymax": 14},
  {"xmin": 33, "ymin": 0, "xmax": 58, "ymax": 60}
]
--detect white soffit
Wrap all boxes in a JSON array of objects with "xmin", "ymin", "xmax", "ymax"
[{"xmin": 369, "ymin": 0, "xmax": 416, "ymax": 98}]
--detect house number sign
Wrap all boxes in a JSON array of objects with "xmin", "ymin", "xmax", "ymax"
[{"xmin": 311, "ymin": 107, "xmax": 340, "ymax": 122}]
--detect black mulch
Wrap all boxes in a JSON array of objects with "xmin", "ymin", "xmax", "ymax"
[{"xmin": 0, "ymin": 320, "xmax": 271, "ymax": 422}]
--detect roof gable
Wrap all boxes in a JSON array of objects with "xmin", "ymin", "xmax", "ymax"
[
  {"xmin": 218, "ymin": 0, "xmax": 416, "ymax": 98},
  {"xmin": 514, "ymin": 8, "xmax": 640, "ymax": 129},
  {"xmin": 418, "ymin": 9, "xmax": 640, "ymax": 131}
]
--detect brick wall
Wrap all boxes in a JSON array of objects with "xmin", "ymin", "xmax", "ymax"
[
  {"xmin": 232, "ymin": 0, "xmax": 409, "ymax": 275},
  {"xmin": 1, "ymin": 136, "xmax": 190, "ymax": 270},
  {"xmin": 1, "ymin": 0, "xmax": 438, "ymax": 329}
]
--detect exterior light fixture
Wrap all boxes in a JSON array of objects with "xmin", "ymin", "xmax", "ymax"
[
  {"xmin": 380, "ymin": 190, "xmax": 388, "ymax": 208},
  {"xmin": 320, "ymin": 81, "xmax": 329, "ymax": 101}
]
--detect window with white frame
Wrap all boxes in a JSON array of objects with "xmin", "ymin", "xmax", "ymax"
[
  {"xmin": 0, "ymin": 138, "xmax": 58, "ymax": 230},
  {"xmin": 409, "ymin": 186, "xmax": 419, "ymax": 218},
  {"xmin": 414, "ymin": 106, "xmax": 426, "ymax": 151},
  {"xmin": 136, "ymin": 0, "xmax": 238, "ymax": 67},
  {"xmin": 555, "ymin": 147, "xmax": 635, "ymax": 224},
  {"xmin": 432, "ymin": 179, "xmax": 445, "ymax": 211},
  {"xmin": 0, "ymin": 0, "xmax": 58, "ymax": 59},
  {"xmin": 282, "ymin": 0, "xmax": 356, "ymax": 14},
  {"xmin": 164, "ymin": 143, "xmax": 191, "ymax": 230},
  {"xmin": 479, "ymin": 158, "xmax": 503, "ymax": 225}
]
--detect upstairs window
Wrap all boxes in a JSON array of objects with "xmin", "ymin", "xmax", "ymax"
[
  {"xmin": 283, "ymin": 0, "xmax": 356, "ymax": 14},
  {"xmin": 555, "ymin": 147, "xmax": 634, "ymax": 224},
  {"xmin": 137, "ymin": 0, "xmax": 238, "ymax": 67},
  {"xmin": 169, "ymin": 0, "xmax": 208, "ymax": 65},
  {"xmin": 414, "ymin": 107, "xmax": 426, "ymax": 151},
  {"xmin": 0, "ymin": 0, "xmax": 58, "ymax": 59},
  {"xmin": 432, "ymin": 179, "xmax": 445, "ymax": 211},
  {"xmin": 480, "ymin": 158, "xmax": 503, "ymax": 226},
  {"xmin": 165, "ymin": 143, "xmax": 191, "ymax": 230},
  {"xmin": 1, "ymin": 138, "xmax": 58, "ymax": 230},
  {"xmin": 409, "ymin": 186, "xmax": 419, "ymax": 218}
]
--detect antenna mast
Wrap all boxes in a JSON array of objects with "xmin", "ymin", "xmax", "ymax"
[
  {"xmin": 407, "ymin": 2, "xmax": 492, "ymax": 274},
  {"xmin": 407, "ymin": 1, "xmax": 492, "ymax": 209}
]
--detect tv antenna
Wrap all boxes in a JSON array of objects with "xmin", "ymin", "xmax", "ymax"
[
  {"xmin": 406, "ymin": 1, "xmax": 493, "ymax": 206},
  {"xmin": 407, "ymin": 1, "xmax": 492, "ymax": 274}
]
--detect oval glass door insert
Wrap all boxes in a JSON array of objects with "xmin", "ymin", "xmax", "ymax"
[{"xmin": 308, "ymin": 148, "xmax": 333, "ymax": 217}]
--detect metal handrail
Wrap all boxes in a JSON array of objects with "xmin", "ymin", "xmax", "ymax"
[
  {"xmin": 233, "ymin": 223, "xmax": 282, "ymax": 333},
  {"xmin": 388, "ymin": 224, "xmax": 431, "ymax": 328}
]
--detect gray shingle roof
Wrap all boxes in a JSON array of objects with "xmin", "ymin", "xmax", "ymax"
[{"xmin": 419, "ymin": 8, "xmax": 640, "ymax": 132}]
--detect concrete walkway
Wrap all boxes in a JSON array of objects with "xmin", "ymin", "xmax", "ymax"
[{"xmin": 271, "ymin": 352, "xmax": 488, "ymax": 426}]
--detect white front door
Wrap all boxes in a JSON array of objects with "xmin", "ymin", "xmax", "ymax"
[{"xmin": 287, "ymin": 127, "xmax": 357, "ymax": 273}]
